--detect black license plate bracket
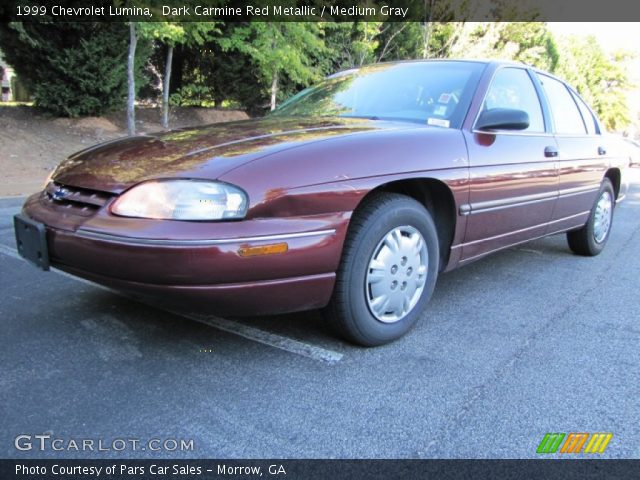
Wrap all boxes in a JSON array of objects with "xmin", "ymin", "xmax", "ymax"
[{"xmin": 14, "ymin": 214, "xmax": 50, "ymax": 270}]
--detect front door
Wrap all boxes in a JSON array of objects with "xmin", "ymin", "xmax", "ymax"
[{"xmin": 461, "ymin": 67, "xmax": 559, "ymax": 262}]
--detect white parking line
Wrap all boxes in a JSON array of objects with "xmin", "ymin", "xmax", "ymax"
[
  {"xmin": 178, "ymin": 313, "xmax": 344, "ymax": 364},
  {"xmin": 0, "ymin": 243, "xmax": 344, "ymax": 364},
  {"xmin": 0, "ymin": 195, "xmax": 27, "ymax": 201},
  {"xmin": 0, "ymin": 243, "xmax": 27, "ymax": 262}
]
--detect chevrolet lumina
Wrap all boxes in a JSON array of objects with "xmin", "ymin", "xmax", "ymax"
[{"xmin": 14, "ymin": 60, "xmax": 630, "ymax": 346}]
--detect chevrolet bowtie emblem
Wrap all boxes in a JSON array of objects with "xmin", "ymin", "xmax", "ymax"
[{"xmin": 52, "ymin": 187, "xmax": 71, "ymax": 201}]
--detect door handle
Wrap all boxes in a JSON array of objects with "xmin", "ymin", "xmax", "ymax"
[
  {"xmin": 544, "ymin": 146, "xmax": 558, "ymax": 158},
  {"xmin": 598, "ymin": 146, "xmax": 607, "ymax": 156}
]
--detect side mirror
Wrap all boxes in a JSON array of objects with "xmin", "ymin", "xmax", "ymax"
[{"xmin": 476, "ymin": 108, "xmax": 530, "ymax": 131}]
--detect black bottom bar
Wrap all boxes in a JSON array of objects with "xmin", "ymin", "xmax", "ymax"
[{"xmin": 2, "ymin": 459, "xmax": 640, "ymax": 480}]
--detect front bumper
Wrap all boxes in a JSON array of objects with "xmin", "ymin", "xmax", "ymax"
[
  {"xmin": 20, "ymin": 192, "xmax": 350, "ymax": 315},
  {"xmin": 58, "ymin": 262, "xmax": 336, "ymax": 316}
]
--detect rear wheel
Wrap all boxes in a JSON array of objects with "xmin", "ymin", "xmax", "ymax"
[
  {"xmin": 325, "ymin": 193, "xmax": 439, "ymax": 346},
  {"xmin": 567, "ymin": 178, "xmax": 615, "ymax": 256}
]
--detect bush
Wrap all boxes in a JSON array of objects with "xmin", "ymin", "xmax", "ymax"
[
  {"xmin": 0, "ymin": 23, "xmax": 150, "ymax": 117},
  {"xmin": 169, "ymin": 84, "xmax": 215, "ymax": 107}
]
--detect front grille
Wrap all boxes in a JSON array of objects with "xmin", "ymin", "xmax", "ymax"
[{"xmin": 43, "ymin": 182, "xmax": 114, "ymax": 216}]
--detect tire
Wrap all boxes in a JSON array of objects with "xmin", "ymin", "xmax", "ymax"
[
  {"xmin": 324, "ymin": 193, "xmax": 439, "ymax": 346},
  {"xmin": 567, "ymin": 178, "xmax": 615, "ymax": 256}
]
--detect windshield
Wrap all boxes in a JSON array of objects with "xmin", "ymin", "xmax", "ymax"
[{"xmin": 270, "ymin": 61, "xmax": 486, "ymax": 129}]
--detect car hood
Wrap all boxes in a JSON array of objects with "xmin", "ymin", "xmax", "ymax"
[{"xmin": 52, "ymin": 116, "xmax": 410, "ymax": 194}]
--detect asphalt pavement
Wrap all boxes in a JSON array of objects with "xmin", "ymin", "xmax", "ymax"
[{"xmin": 1, "ymin": 172, "xmax": 639, "ymax": 459}]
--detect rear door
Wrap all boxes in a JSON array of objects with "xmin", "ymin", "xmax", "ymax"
[
  {"xmin": 534, "ymin": 73, "xmax": 607, "ymax": 233},
  {"xmin": 461, "ymin": 66, "xmax": 559, "ymax": 262}
]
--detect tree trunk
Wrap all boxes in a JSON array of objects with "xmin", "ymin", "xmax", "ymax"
[
  {"xmin": 270, "ymin": 70, "xmax": 279, "ymax": 111},
  {"xmin": 162, "ymin": 45, "xmax": 173, "ymax": 129},
  {"xmin": 422, "ymin": 22, "xmax": 431, "ymax": 59},
  {"xmin": 127, "ymin": 22, "xmax": 137, "ymax": 136},
  {"xmin": 422, "ymin": 0, "xmax": 435, "ymax": 59},
  {"xmin": 171, "ymin": 44, "xmax": 184, "ymax": 95}
]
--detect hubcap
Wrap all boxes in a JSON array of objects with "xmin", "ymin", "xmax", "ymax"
[
  {"xmin": 365, "ymin": 226, "xmax": 428, "ymax": 323},
  {"xmin": 593, "ymin": 191, "xmax": 613, "ymax": 244}
]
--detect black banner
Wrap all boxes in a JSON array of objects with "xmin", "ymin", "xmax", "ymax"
[
  {"xmin": 2, "ymin": 459, "xmax": 640, "ymax": 480},
  {"xmin": 1, "ymin": 0, "xmax": 640, "ymax": 22}
]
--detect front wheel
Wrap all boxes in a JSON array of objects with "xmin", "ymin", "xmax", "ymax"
[
  {"xmin": 567, "ymin": 178, "xmax": 615, "ymax": 256},
  {"xmin": 324, "ymin": 193, "xmax": 439, "ymax": 346}
]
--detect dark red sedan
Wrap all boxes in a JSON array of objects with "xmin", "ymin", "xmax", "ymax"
[{"xmin": 15, "ymin": 60, "xmax": 630, "ymax": 346}]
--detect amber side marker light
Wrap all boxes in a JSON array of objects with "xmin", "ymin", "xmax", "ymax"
[{"xmin": 238, "ymin": 243, "xmax": 289, "ymax": 257}]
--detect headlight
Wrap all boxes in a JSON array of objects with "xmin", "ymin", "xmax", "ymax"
[{"xmin": 111, "ymin": 180, "xmax": 248, "ymax": 221}]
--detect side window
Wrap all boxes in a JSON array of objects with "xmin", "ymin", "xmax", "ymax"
[
  {"xmin": 481, "ymin": 68, "xmax": 545, "ymax": 132},
  {"xmin": 571, "ymin": 91, "xmax": 598, "ymax": 135},
  {"xmin": 537, "ymin": 74, "xmax": 587, "ymax": 135}
]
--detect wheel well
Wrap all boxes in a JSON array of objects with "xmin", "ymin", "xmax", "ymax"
[
  {"xmin": 357, "ymin": 178, "xmax": 456, "ymax": 271},
  {"xmin": 605, "ymin": 168, "xmax": 621, "ymax": 199}
]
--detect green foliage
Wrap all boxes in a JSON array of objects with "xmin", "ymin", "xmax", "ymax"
[
  {"xmin": 554, "ymin": 35, "xmax": 632, "ymax": 131},
  {"xmin": 138, "ymin": 21, "xmax": 219, "ymax": 47},
  {"xmin": 323, "ymin": 22, "xmax": 392, "ymax": 67},
  {"xmin": 224, "ymin": 23, "xmax": 324, "ymax": 84},
  {"xmin": 0, "ymin": 22, "xmax": 150, "ymax": 117},
  {"xmin": 0, "ymin": 21, "xmax": 633, "ymax": 131},
  {"xmin": 207, "ymin": 33, "xmax": 269, "ymax": 114},
  {"xmin": 320, "ymin": 23, "xmax": 357, "ymax": 71},
  {"xmin": 169, "ymin": 83, "xmax": 215, "ymax": 107},
  {"xmin": 218, "ymin": 22, "xmax": 325, "ymax": 108},
  {"xmin": 494, "ymin": 23, "xmax": 559, "ymax": 71},
  {"xmin": 349, "ymin": 22, "xmax": 383, "ymax": 66},
  {"xmin": 448, "ymin": 23, "xmax": 559, "ymax": 70}
]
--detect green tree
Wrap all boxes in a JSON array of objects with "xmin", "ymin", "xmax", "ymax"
[
  {"xmin": 419, "ymin": 0, "xmax": 461, "ymax": 59},
  {"xmin": 449, "ymin": 22, "xmax": 558, "ymax": 71},
  {"xmin": 322, "ymin": 22, "xmax": 384, "ymax": 69},
  {"xmin": 494, "ymin": 23, "xmax": 559, "ymax": 71},
  {"xmin": 219, "ymin": 22, "xmax": 324, "ymax": 110},
  {"xmin": 350, "ymin": 22, "xmax": 383, "ymax": 66},
  {"xmin": 139, "ymin": 22, "xmax": 219, "ymax": 128},
  {"xmin": 0, "ymin": 22, "xmax": 148, "ymax": 117},
  {"xmin": 555, "ymin": 35, "xmax": 632, "ymax": 131},
  {"xmin": 320, "ymin": 22, "xmax": 356, "ymax": 72},
  {"xmin": 376, "ymin": 22, "xmax": 463, "ymax": 61}
]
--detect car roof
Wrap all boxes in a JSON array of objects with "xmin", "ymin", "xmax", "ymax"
[
  {"xmin": 343, "ymin": 58, "xmax": 525, "ymax": 70},
  {"xmin": 329, "ymin": 58, "xmax": 534, "ymax": 78},
  {"xmin": 332, "ymin": 58, "xmax": 572, "ymax": 87}
]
